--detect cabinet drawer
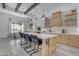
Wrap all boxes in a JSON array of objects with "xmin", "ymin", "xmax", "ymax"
[{"xmin": 58, "ymin": 35, "xmax": 79, "ymax": 48}]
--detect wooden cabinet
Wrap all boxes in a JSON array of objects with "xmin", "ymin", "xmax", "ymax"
[
  {"xmin": 64, "ymin": 9, "xmax": 77, "ymax": 27},
  {"xmin": 57, "ymin": 34, "xmax": 79, "ymax": 48},
  {"xmin": 51, "ymin": 11, "xmax": 63, "ymax": 27},
  {"xmin": 57, "ymin": 35, "xmax": 62, "ymax": 43},
  {"xmin": 45, "ymin": 11, "xmax": 63, "ymax": 28},
  {"xmin": 42, "ymin": 37, "xmax": 57, "ymax": 56}
]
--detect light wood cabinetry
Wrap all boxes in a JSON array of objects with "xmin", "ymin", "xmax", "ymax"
[
  {"xmin": 42, "ymin": 36, "xmax": 57, "ymax": 56},
  {"xmin": 45, "ymin": 9, "xmax": 77, "ymax": 27},
  {"xmin": 45, "ymin": 11, "xmax": 63, "ymax": 28},
  {"xmin": 57, "ymin": 34, "xmax": 79, "ymax": 48},
  {"xmin": 51, "ymin": 11, "xmax": 63, "ymax": 27},
  {"xmin": 64, "ymin": 9, "xmax": 77, "ymax": 26},
  {"xmin": 26, "ymin": 33, "xmax": 57, "ymax": 56}
]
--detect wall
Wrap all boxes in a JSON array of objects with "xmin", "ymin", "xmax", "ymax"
[
  {"xmin": 35, "ymin": 3, "xmax": 79, "ymax": 34},
  {"xmin": 0, "ymin": 12, "xmax": 27, "ymax": 38},
  {"xmin": 0, "ymin": 13, "xmax": 9, "ymax": 38},
  {"xmin": 49, "ymin": 3, "xmax": 78, "ymax": 34},
  {"xmin": 24, "ymin": 18, "xmax": 32, "ymax": 32}
]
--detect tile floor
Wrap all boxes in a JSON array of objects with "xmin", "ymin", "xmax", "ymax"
[{"xmin": 0, "ymin": 38, "xmax": 79, "ymax": 56}]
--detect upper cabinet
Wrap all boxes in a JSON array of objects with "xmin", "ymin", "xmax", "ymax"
[
  {"xmin": 45, "ymin": 9, "xmax": 77, "ymax": 28},
  {"xmin": 64, "ymin": 9, "xmax": 77, "ymax": 27},
  {"xmin": 45, "ymin": 11, "xmax": 63, "ymax": 28},
  {"xmin": 51, "ymin": 11, "xmax": 63, "ymax": 27}
]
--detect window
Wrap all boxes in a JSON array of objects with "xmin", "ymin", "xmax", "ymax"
[{"xmin": 11, "ymin": 23, "xmax": 24, "ymax": 33}]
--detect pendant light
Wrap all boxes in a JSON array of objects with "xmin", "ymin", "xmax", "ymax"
[{"xmin": 42, "ymin": 4, "xmax": 45, "ymax": 19}]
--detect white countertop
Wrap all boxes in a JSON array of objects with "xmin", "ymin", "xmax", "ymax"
[
  {"xmin": 64, "ymin": 32, "xmax": 79, "ymax": 35},
  {"xmin": 25, "ymin": 32, "xmax": 58, "ymax": 39}
]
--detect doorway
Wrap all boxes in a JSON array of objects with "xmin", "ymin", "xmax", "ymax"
[{"xmin": 9, "ymin": 19, "xmax": 24, "ymax": 39}]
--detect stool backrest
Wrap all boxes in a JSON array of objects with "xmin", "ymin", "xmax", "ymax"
[
  {"xmin": 24, "ymin": 34, "xmax": 32, "ymax": 41},
  {"xmin": 30, "ymin": 34, "xmax": 42, "ymax": 45},
  {"xmin": 19, "ymin": 32, "xmax": 24, "ymax": 38}
]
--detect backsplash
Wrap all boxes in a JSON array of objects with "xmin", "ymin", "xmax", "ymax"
[{"xmin": 41, "ymin": 26, "xmax": 79, "ymax": 35}]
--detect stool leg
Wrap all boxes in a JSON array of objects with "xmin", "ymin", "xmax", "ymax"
[
  {"xmin": 30, "ymin": 45, "xmax": 38, "ymax": 56},
  {"xmin": 30, "ymin": 50, "xmax": 38, "ymax": 56},
  {"xmin": 24, "ymin": 45, "xmax": 31, "ymax": 50},
  {"xmin": 24, "ymin": 42, "xmax": 36, "ymax": 53},
  {"xmin": 23, "ymin": 41, "xmax": 31, "ymax": 49},
  {"xmin": 25, "ymin": 48, "xmax": 36, "ymax": 53}
]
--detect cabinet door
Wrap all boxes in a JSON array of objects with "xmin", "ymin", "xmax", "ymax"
[
  {"xmin": 42, "ymin": 37, "xmax": 57, "ymax": 56},
  {"xmin": 58, "ymin": 35, "xmax": 79, "ymax": 48},
  {"xmin": 42, "ymin": 39, "xmax": 49, "ymax": 56},
  {"xmin": 57, "ymin": 35, "xmax": 63, "ymax": 43},
  {"xmin": 51, "ymin": 11, "xmax": 63, "ymax": 26},
  {"xmin": 48, "ymin": 37, "xmax": 57, "ymax": 55},
  {"xmin": 71, "ymin": 36, "xmax": 79, "ymax": 48}
]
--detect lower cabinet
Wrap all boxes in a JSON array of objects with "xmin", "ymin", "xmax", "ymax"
[
  {"xmin": 57, "ymin": 34, "xmax": 79, "ymax": 48},
  {"xmin": 42, "ymin": 37, "xmax": 57, "ymax": 56}
]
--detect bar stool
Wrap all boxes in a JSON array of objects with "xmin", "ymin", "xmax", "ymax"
[
  {"xmin": 29, "ymin": 34, "xmax": 42, "ymax": 56},
  {"xmin": 23, "ymin": 34, "xmax": 39, "ymax": 53},
  {"xmin": 23, "ymin": 34, "xmax": 32, "ymax": 51},
  {"xmin": 19, "ymin": 32, "xmax": 24, "ymax": 46}
]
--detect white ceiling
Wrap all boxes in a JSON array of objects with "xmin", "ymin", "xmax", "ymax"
[
  {"xmin": 27, "ymin": 3, "xmax": 59, "ymax": 17},
  {"xmin": 0, "ymin": 3, "xmax": 33, "ymax": 12},
  {"xmin": 0, "ymin": 3, "xmax": 59, "ymax": 17},
  {"xmin": 0, "ymin": 3, "xmax": 54, "ymax": 15},
  {"xmin": 6, "ymin": 3, "xmax": 17, "ymax": 9},
  {"xmin": 0, "ymin": 3, "xmax": 77, "ymax": 19},
  {"xmin": 19, "ymin": 3, "xmax": 33, "ymax": 12}
]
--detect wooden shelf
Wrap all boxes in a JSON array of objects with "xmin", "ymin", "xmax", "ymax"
[
  {"xmin": 66, "ymin": 12, "xmax": 77, "ymax": 17},
  {"xmin": 64, "ymin": 9, "xmax": 77, "ymax": 27},
  {"xmin": 65, "ymin": 19, "xmax": 77, "ymax": 22}
]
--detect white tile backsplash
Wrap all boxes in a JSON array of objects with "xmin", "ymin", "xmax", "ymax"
[{"xmin": 41, "ymin": 26, "xmax": 79, "ymax": 35}]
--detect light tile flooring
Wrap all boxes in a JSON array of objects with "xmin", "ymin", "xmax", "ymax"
[
  {"xmin": 0, "ymin": 38, "xmax": 79, "ymax": 56},
  {"xmin": 0, "ymin": 38, "xmax": 27, "ymax": 56},
  {"xmin": 55, "ymin": 44, "xmax": 79, "ymax": 56}
]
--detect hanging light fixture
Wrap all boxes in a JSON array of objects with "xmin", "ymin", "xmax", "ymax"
[
  {"xmin": 42, "ymin": 14, "xmax": 45, "ymax": 19},
  {"xmin": 42, "ymin": 4, "xmax": 45, "ymax": 19}
]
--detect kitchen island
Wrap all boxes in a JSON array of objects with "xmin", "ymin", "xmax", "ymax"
[{"xmin": 25, "ymin": 32, "xmax": 58, "ymax": 56}]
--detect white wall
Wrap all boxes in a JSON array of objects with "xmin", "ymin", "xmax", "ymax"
[
  {"xmin": 0, "ymin": 13, "xmax": 9, "ymax": 38},
  {"xmin": 0, "ymin": 12, "xmax": 27, "ymax": 38},
  {"xmin": 24, "ymin": 18, "xmax": 32, "ymax": 32}
]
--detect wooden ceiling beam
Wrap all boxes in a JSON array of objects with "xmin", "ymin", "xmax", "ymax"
[
  {"xmin": 2, "ymin": 3, "xmax": 6, "ymax": 8},
  {"xmin": 24, "ymin": 3, "xmax": 39, "ymax": 14},
  {"xmin": 15, "ymin": 3, "xmax": 22, "ymax": 12}
]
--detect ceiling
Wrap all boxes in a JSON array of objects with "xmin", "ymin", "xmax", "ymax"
[
  {"xmin": 6, "ymin": 3, "xmax": 17, "ymax": 9},
  {"xmin": 19, "ymin": 3, "xmax": 33, "ymax": 12},
  {"xmin": 0, "ymin": 3, "xmax": 77, "ymax": 27},
  {"xmin": 0, "ymin": 3, "xmax": 57, "ymax": 18},
  {"xmin": 0, "ymin": 3, "xmax": 75, "ymax": 19}
]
